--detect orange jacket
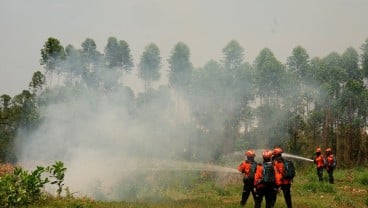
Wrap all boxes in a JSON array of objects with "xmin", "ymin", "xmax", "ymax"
[
  {"xmin": 254, "ymin": 162, "xmax": 281, "ymax": 187},
  {"xmin": 325, "ymin": 154, "xmax": 335, "ymax": 170},
  {"xmin": 238, "ymin": 160, "xmax": 256, "ymax": 178},
  {"xmin": 273, "ymin": 159, "xmax": 291, "ymax": 185},
  {"xmin": 314, "ymin": 155, "xmax": 324, "ymax": 169}
]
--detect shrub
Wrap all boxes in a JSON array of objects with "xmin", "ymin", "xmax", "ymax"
[{"xmin": 0, "ymin": 161, "xmax": 67, "ymax": 207}]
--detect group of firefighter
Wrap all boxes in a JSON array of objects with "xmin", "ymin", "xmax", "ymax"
[{"xmin": 237, "ymin": 147, "xmax": 336, "ymax": 208}]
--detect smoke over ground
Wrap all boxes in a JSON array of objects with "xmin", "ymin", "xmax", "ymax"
[{"xmin": 14, "ymin": 80, "xmax": 237, "ymax": 200}]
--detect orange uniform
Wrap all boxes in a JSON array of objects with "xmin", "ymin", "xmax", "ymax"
[
  {"xmin": 273, "ymin": 159, "xmax": 291, "ymax": 185},
  {"xmin": 238, "ymin": 160, "xmax": 256, "ymax": 178},
  {"xmin": 314, "ymin": 155, "xmax": 325, "ymax": 168},
  {"xmin": 325, "ymin": 154, "xmax": 335, "ymax": 171}
]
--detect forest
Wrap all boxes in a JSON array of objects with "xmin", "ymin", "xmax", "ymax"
[{"xmin": 1, "ymin": 36, "xmax": 368, "ymax": 168}]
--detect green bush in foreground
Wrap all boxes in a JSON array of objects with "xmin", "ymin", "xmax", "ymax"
[{"xmin": 0, "ymin": 161, "xmax": 66, "ymax": 207}]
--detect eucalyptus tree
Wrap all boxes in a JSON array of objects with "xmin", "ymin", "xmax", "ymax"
[
  {"xmin": 40, "ymin": 37, "xmax": 65, "ymax": 87},
  {"xmin": 338, "ymin": 47, "xmax": 367, "ymax": 166},
  {"xmin": 64, "ymin": 44, "xmax": 83, "ymax": 84},
  {"xmin": 284, "ymin": 46, "xmax": 312, "ymax": 152},
  {"xmin": 29, "ymin": 71, "xmax": 46, "ymax": 96},
  {"xmin": 118, "ymin": 40, "xmax": 134, "ymax": 73},
  {"xmin": 104, "ymin": 37, "xmax": 134, "ymax": 90},
  {"xmin": 80, "ymin": 38, "xmax": 102, "ymax": 89},
  {"xmin": 254, "ymin": 48, "xmax": 286, "ymax": 105},
  {"xmin": 313, "ymin": 52, "xmax": 346, "ymax": 150},
  {"xmin": 138, "ymin": 43, "xmax": 161, "ymax": 92},
  {"xmin": 189, "ymin": 60, "xmax": 230, "ymax": 157},
  {"xmin": 253, "ymin": 48, "xmax": 288, "ymax": 147},
  {"xmin": 167, "ymin": 42, "xmax": 193, "ymax": 91},
  {"xmin": 360, "ymin": 38, "xmax": 368, "ymax": 78},
  {"xmin": 222, "ymin": 40, "xmax": 244, "ymax": 71}
]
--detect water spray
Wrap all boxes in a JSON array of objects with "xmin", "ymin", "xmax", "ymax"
[{"xmin": 282, "ymin": 153, "xmax": 313, "ymax": 162}]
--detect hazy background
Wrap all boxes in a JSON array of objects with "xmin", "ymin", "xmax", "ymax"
[
  {"xmin": 1, "ymin": 0, "xmax": 368, "ymax": 96},
  {"xmin": 1, "ymin": 0, "xmax": 368, "ymax": 200}
]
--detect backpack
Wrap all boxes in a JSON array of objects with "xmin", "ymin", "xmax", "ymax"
[
  {"xmin": 283, "ymin": 159, "xmax": 296, "ymax": 180},
  {"xmin": 262, "ymin": 162, "xmax": 275, "ymax": 183},
  {"xmin": 248, "ymin": 161, "xmax": 257, "ymax": 178}
]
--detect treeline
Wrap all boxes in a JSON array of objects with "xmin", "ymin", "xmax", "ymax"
[{"xmin": 1, "ymin": 37, "xmax": 368, "ymax": 167}]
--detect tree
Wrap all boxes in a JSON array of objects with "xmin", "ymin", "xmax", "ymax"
[
  {"xmin": 40, "ymin": 37, "xmax": 65, "ymax": 86},
  {"xmin": 222, "ymin": 40, "xmax": 244, "ymax": 71},
  {"xmin": 138, "ymin": 43, "xmax": 161, "ymax": 92},
  {"xmin": 104, "ymin": 37, "xmax": 121, "ymax": 69},
  {"xmin": 104, "ymin": 37, "xmax": 134, "ymax": 89},
  {"xmin": 168, "ymin": 42, "xmax": 193, "ymax": 91},
  {"xmin": 360, "ymin": 38, "xmax": 368, "ymax": 78},
  {"xmin": 254, "ymin": 48, "xmax": 286, "ymax": 104},
  {"xmin": 29, "ymin": 71, "xmax": 46, "ymax": 95},
  {"xmin": 286, "ymin": 46, "xmax": 311, "ymax": 84},
  {"xmin": 342, "ymin": 47, "xmax": 361, "ymax": 80},
  {"xmin": 118, "ymin": 40, "xmax": 134, "ymax": 73},
  {"xmin": 64, "ymin": 44, "xmax": 83, "ymax": 83},
  {"xmin": 80, "ymin": 38, "xmax": 102, "ymax": 89}
]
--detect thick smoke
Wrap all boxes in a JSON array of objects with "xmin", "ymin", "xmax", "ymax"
[{"xmin": 14, "ymin": 66, "xmax": 240, "ymax": 200}]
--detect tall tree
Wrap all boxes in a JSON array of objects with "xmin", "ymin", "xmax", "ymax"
[
  {"xmin": 138, "ymin": 43, "xmax": 161, "ymax": 92},
  {"xmin": 222, "ymin": 40, "xmax": 244, "ymax": 71},
  {"xmin": 254, "ymin": 48, "xmax": 286, "ymax": 104},
  {"xmin": 80, "ymin": 38, "xmax": 102, "ymax": 89},
  {"xmin": 118, "ymin": 40, "xmax": 134, "ymax": 73},
  {"xmin": 168, "ymin": 42, "xmax": 193, "ymax": 91},
  {"xmin": 360, "ymin": 38, "xmax": 368, "ymax": 78},
  {"xmin": 29, "ymin": 71, "xmax": 46, "ymax": 95},
  {"xmin": 40, "ymin": 37, "xmax": 65, "ymax": 87},
  {"xmin": 64, "ymin": 44, "xmax": 83, "ymax": 83}
]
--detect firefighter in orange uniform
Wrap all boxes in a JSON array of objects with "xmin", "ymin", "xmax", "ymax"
[
  {"xmin": 254, "ymin": 150, "xmax": 280, "ymax": 208},
  {"xmin": 238, "ymin": 149, "xmax": 257, "ymax": 206},
  {"xmin": 273, "ymin": 147, "xmax": 292, "ymax": 208},
  {"xmin": 314, "ymin": 148, "xmax": 324, "ymax": 182},
  {"xmin": 325, "ymin": 148, "xmax": 336, "ymax": 184}
]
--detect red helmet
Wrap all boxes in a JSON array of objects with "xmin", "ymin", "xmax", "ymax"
[
  {"xmin": 245, "ymin": 149, "xmax": 256, "ymax": 158},
  {"xmin": 273, "ymin": 147, "xmax": 283, "ymax": 155},
  {"xmin": 325, "ymin": 148, "xmax": 332, "ymax": 152},
  {"xmin": 316, "ymin": 148, "xmax": 322, "ymax": 153},
  {"xmin": 262, "ymin": 150, "xmax": 273, "ymax": 160}
]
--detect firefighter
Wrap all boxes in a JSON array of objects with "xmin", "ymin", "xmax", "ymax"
[
  {"xmin": 237, "ymin": 149, "xmax": 257, "ymax": 206},
  {"xmin": 314, "ymin": 148, "xmax": 324, "ymax": 182},
  {"xmin": 254, "ymin": 149, "xmax": 280, "ymax": 208},
  {"xmin": 273, "ymin": 147, "xmax": 293, "ymax": 208},
  {"xmin": 325, "ymin": 148, "xmax": 336, "ymax": 184}
]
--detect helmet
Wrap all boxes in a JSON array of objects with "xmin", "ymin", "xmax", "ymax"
[
  {"xmin": 325, "ymin": 148, "xmax": 332, "ymax": 152},
  {"xmin": 316, "ymin": 148, "xmax": 322, "ymax": 153},
  {"xmin": 245, "ymin": 149, "xmax": 256, "ymax": 158},
  {"xmin": 262, "ymin": 150, "xmax": 273, "ymax": 160},
  {"xmin": 273, "ymin": 147, "xmax": 283, "ymax": 155}
]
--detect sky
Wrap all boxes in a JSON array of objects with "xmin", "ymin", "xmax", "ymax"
[{"xmin": 1, "ymin": 0, "xmax": 368, "ymax": 96}]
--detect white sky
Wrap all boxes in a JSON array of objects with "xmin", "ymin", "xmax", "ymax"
[{"xmin": 1, "ymin": 0, "xmax": 368, "ymax": 96}]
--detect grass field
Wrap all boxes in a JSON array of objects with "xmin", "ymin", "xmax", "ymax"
[{"xmin": 27, "ymin": 166, "xmax": 368, "ymax": 208}]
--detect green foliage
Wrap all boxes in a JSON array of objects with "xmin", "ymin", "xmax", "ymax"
[
  {"xmin": 358, "ymin": 171, "xmax": 368, "ymax": 185},
  {"xmin": 0, "ymin": 166, "xmax": 48, "ymax": 207},
  {"xmin": 0, "ymin": 161, "xmax": 67, "ymax": 207},
  {"xmin": 47, "ymin": 161, "xmax": 67, "ymax": 197}
]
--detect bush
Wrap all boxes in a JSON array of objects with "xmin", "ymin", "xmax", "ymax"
[{"xmin": 0, "ymin": 161, "xmax": 67, "ymax": 207}]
